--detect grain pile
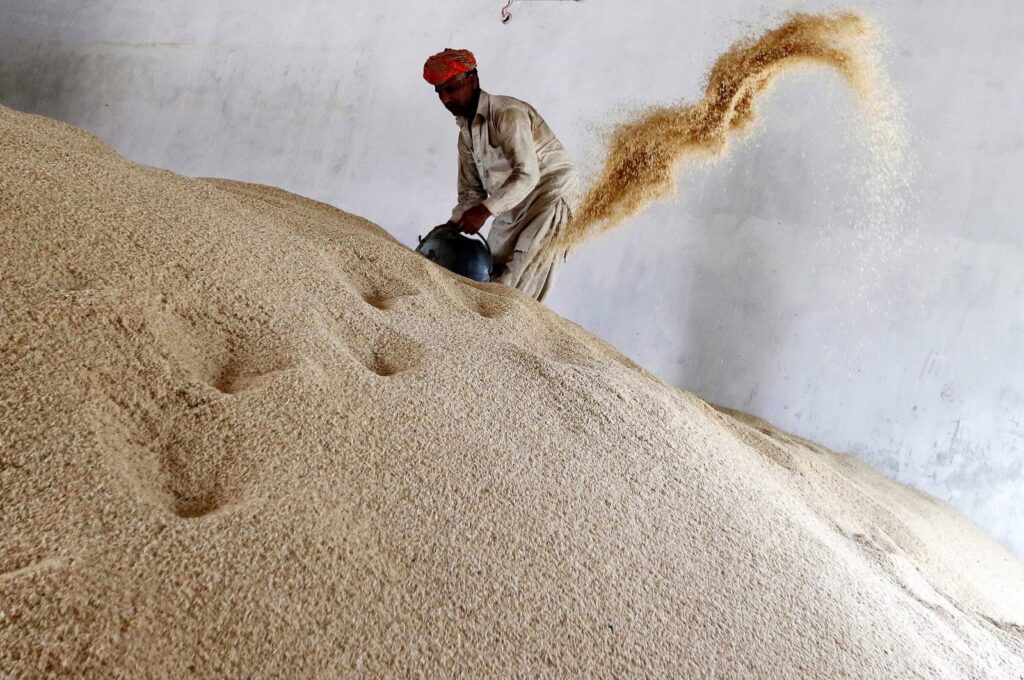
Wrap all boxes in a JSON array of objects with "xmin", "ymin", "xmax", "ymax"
[
  {"xmin": 558, "ymin": 12, "xmax": 903, "ymax": 252},
  {"xmin": 2, "ymin": 105, "xmax": 1023, "ymax": 677}
]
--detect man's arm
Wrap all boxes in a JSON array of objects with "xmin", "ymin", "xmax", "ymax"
[
  {"xmin": 451, "ymin": 130, "xmax": 488, "ymax": 224},
  {"xmin": 481, "ymin": 107, "xmax": 541, "ymax": 216}
]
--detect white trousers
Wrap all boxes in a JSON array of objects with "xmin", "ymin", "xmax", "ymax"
[{"xmin": 493, "ymin": 197, "xmax": 571, "ymax": 302}]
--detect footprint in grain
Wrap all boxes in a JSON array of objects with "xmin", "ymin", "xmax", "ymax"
[
  {"xmin": 171, "ymin": 489, "xmax": 228, "ymax": 519},
  {"xmin": 447, "ymin": 280, "xmax": 515, "ymax": 319},
  {"xmin": 356, "ymin": 277, "xmax": 421, "ymax": 310},
  {"xmin": 470, "ymin": 291, "xmax": 514, "ymax": 319},
  {"xmin": 158, "ymin": 432, "xmax": 242, "ymax": 519},
  {"xmin": 325, "ymin": 254, "xmax": 422, "ymax": 311},
  {"xmin": 209, "ymin": 359, "xmax": 295, "ymax": 395},
  {"xmin": 355, "ymin": 332, "xmax": 428, "ymax": 377},
  {"xmin": 360, "ymin": 286, "xmax": 414, "ymax": 311}
]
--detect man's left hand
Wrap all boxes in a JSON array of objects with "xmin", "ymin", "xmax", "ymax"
[{"xmin": 457, "ymin": 204, "xmax": 492, "ymax": 234}]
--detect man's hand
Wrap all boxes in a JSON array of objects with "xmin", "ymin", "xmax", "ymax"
[{"xmin": 456, "ymin": 203, "xmax": 492, "ymax": 234}]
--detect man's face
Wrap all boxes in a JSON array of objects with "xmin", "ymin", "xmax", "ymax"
[{"xmin": 435, "ymin": 71, "xmax": 479, "ymax": 118}]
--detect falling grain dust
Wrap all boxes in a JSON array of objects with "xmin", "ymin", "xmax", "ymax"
[{"xmin": 556, "ymin": 12, "xmax": 905, "ymax": 253}]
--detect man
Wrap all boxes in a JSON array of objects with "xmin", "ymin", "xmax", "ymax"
[{"xmin": 424, "ymin": 48, "xmax": 577, "ymax": 302}]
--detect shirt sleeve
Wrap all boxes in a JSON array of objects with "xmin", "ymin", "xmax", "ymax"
[
  {"xmin": 481, "ymin": 106, "xmax": 541, "ymax": 216},
  {"xmin": 451, "ymin": 129, "xmax": 488, "ymax": 223}
]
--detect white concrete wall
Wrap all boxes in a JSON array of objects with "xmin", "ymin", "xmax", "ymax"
[{"xmin": 2, "ymin": 0, "xmax": 1022, "ymax": 557}]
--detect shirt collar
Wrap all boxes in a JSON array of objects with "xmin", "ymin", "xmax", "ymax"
[{"xmin": 456, "ymin": 89, "xmax": 490, "ymax": 129}]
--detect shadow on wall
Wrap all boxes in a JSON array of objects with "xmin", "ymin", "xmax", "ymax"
[
  {"xmin": 0, "ymin": 46, "xmax": 103, "ymax": 126},
  {"xmin": 0, "ymin": 41, "xmax": 374, "ymax": 206}
]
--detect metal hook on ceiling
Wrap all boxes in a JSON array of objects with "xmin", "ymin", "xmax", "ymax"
[{"xmin": 502, "ymin": 0, "xmax": 582, "ymax": 24}]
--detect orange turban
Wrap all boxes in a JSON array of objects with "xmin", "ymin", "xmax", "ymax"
[{"xmin": 423, "ymin": 48, "xmax": 477, "ymax": 86}]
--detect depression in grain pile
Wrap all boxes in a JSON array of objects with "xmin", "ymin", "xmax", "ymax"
[{"xmin": 2, "ymin": 8, "xmax": 1023, "ymax": 680}]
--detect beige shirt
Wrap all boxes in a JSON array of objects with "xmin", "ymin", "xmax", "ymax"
[{"xmin": 450, "ymin": 90, "xmax": 577, "ymax": 261}]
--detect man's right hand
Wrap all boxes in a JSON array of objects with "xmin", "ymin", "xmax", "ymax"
[{"xmin": 455, "ymin": 203, "xmax": 492, "ymax": 234}]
